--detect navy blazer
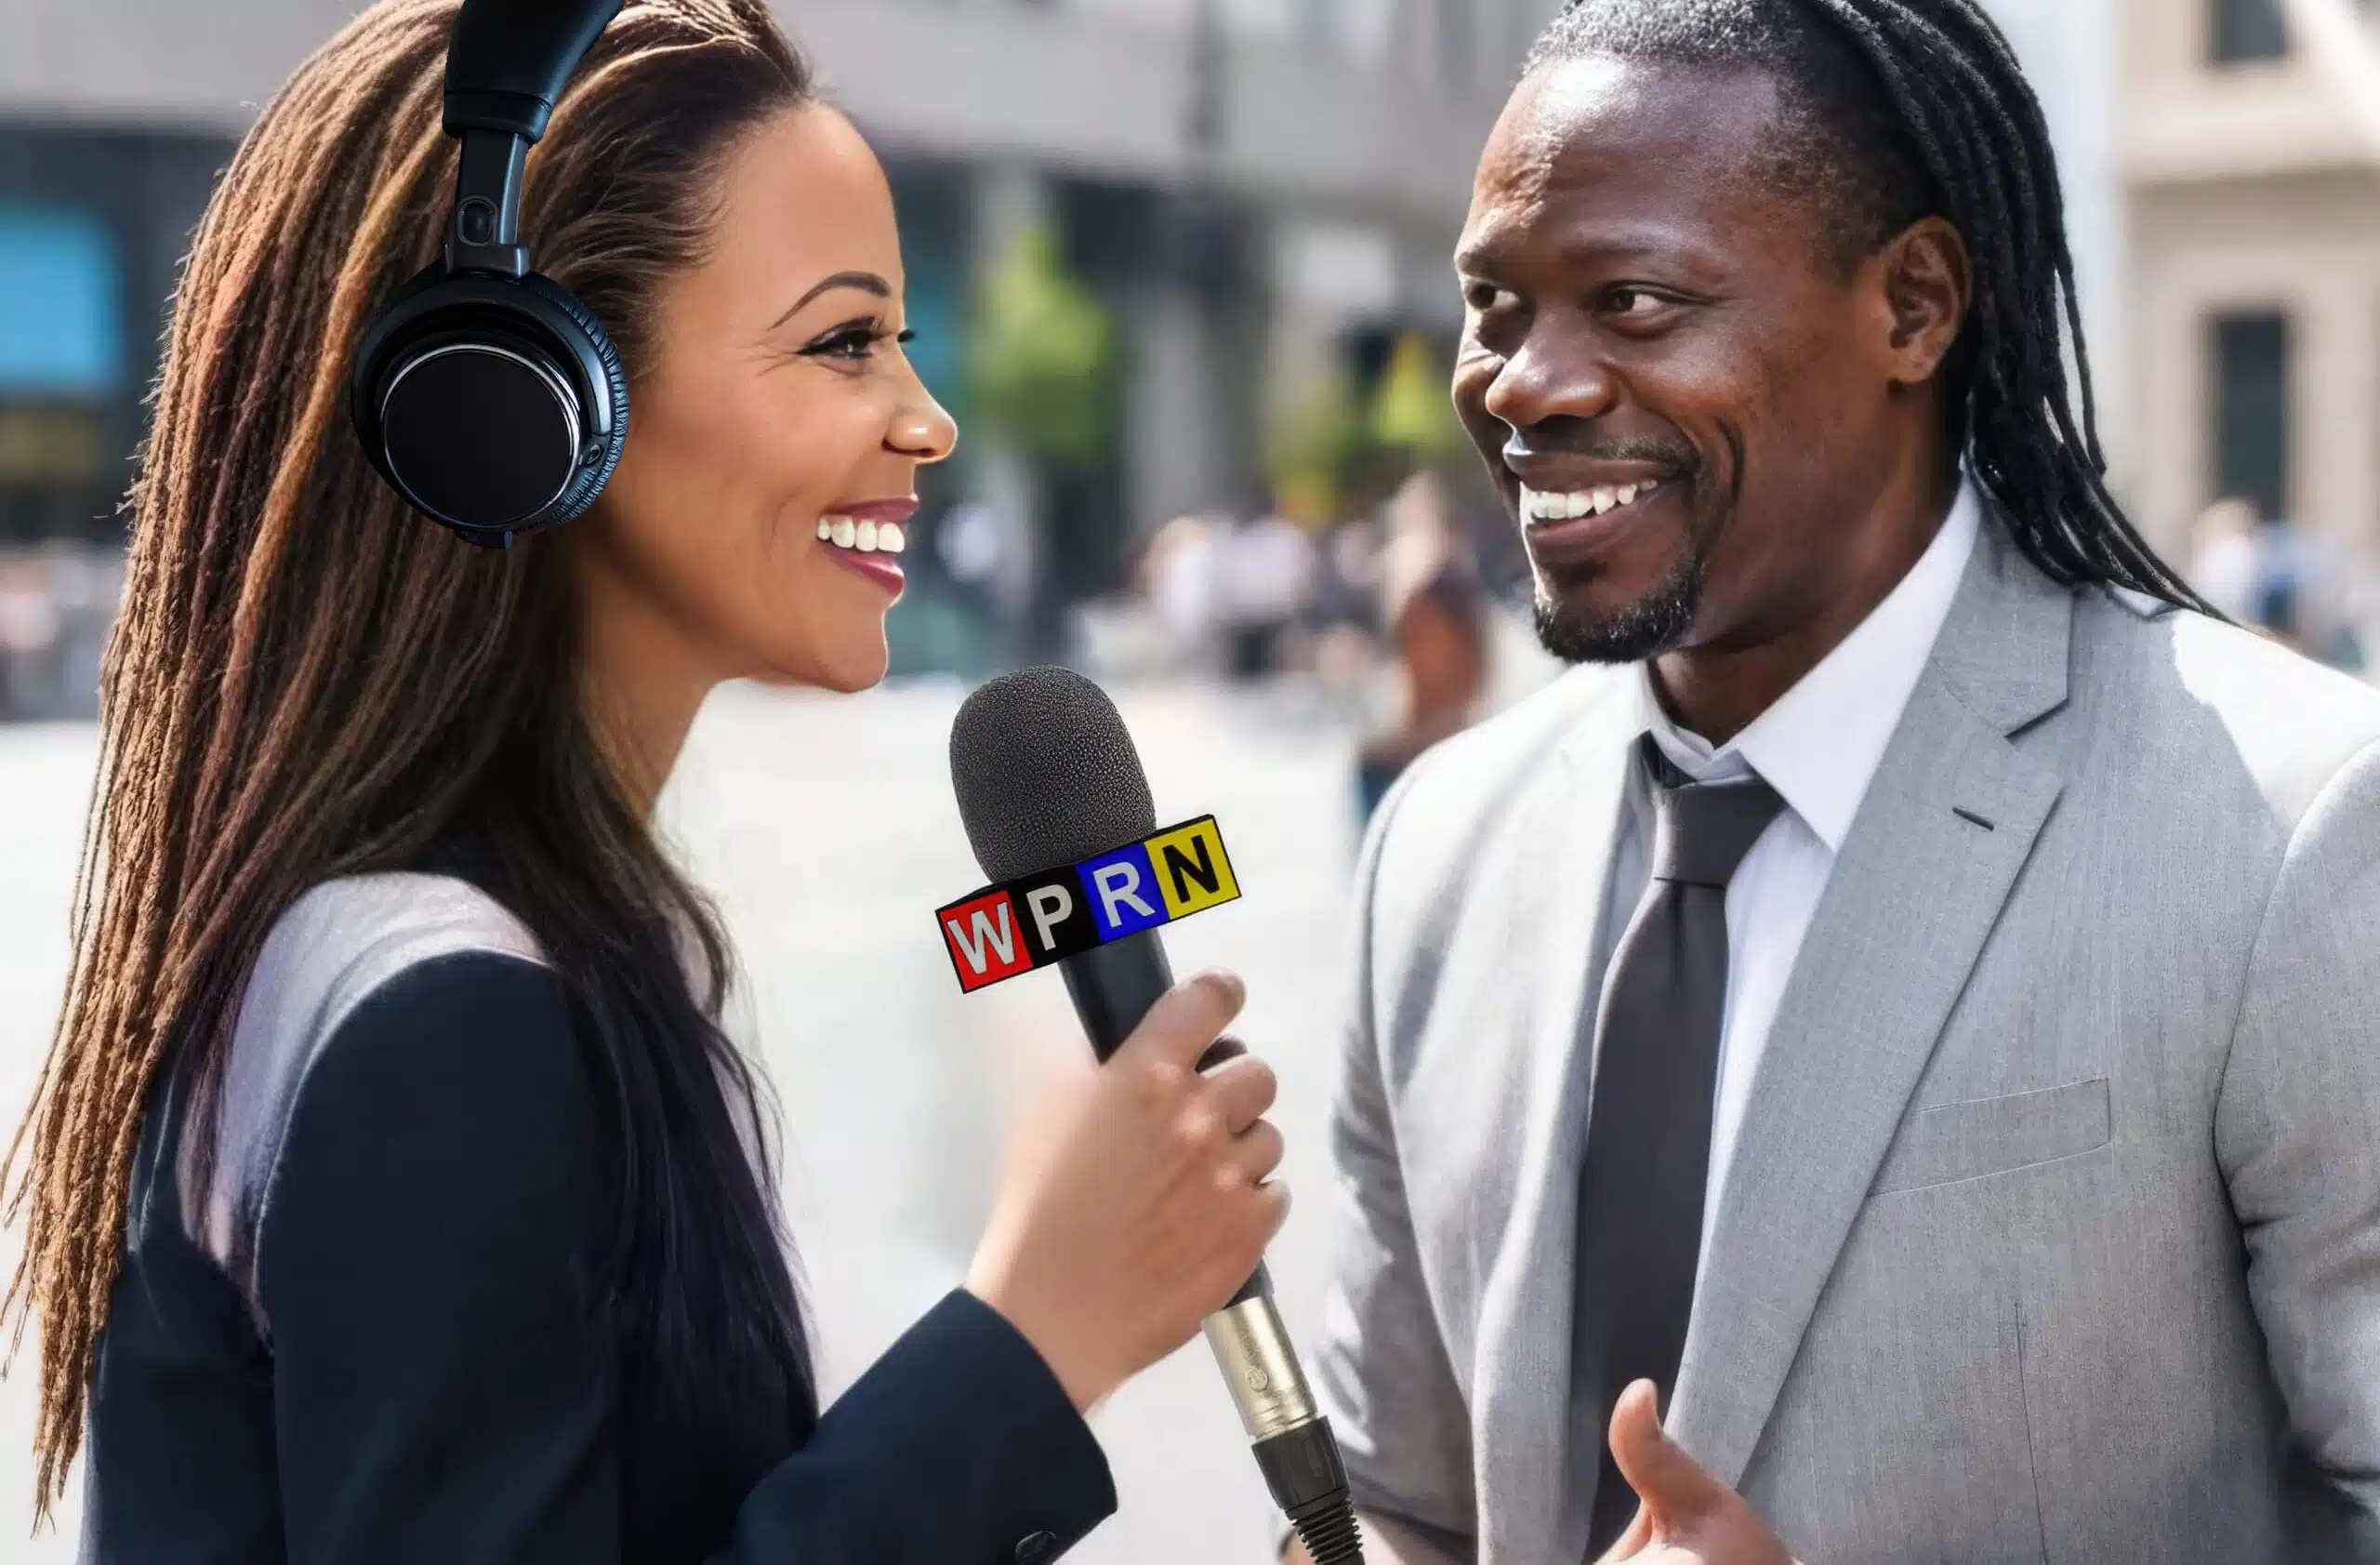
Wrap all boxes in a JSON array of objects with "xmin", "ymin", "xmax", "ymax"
[{"xmin": 83, "ymin": 881, "xmax": 1115, "ymax": 1565}]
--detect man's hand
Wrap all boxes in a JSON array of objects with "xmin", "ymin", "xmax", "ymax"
[{"xmin": 1593, "ymin": 1381, "xmax": 1804, "ymax": 1565}]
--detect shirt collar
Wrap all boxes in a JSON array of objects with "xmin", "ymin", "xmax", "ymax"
[{"xmin": 1631, "ymin": 474, "xmax": 1983, "ymax": 852}]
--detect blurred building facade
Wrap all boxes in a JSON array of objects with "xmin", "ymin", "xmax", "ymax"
[
  {"xmin": 0, "ymin": 0, "xmax": 1562, "ymax": 689},
  {"xmin": 2122, "ymin": 0, "xmax": 2380, "ymax": 569},
  {"xmin": 2, "ymin": 0, "xmax": 2373, "ymax": 708}
]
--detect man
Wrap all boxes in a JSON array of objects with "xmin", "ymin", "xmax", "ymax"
[{"xmin": 1290, "ymin": 2, "xmax": 2380, "ymax": 1562}]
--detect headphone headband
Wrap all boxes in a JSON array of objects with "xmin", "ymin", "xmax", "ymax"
[
  {"xmin": 441, "ymin": 0, "xmax": 625, "ymax": 277},
  {"xmin": 444, "ymin": 0, "xmax": 626, "ymax": 142}
]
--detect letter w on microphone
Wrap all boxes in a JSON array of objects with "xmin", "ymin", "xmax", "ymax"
[{"xmin": 936, "ymin": 816, "xmax": 1240, "ymax": 993}]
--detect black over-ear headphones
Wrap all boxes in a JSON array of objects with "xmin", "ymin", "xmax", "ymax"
[{"xmin": 350, "ymin": 0, "xmax": 629, "ymax": 548}]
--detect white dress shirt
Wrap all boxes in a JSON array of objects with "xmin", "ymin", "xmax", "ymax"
[{"xmin": 1592, "ymin": 477, "xmax": 1983, "ymax": 1275}]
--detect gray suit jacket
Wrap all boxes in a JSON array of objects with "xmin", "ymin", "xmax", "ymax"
[{"xmin": 1310, "ymin": 513, "xmax": 2380, "ymax": 1564}]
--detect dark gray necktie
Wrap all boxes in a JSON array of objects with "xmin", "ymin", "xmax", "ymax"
[{"xmin": 1576, "ymin": 736, "xmax": 1785, "ymax": 1558}]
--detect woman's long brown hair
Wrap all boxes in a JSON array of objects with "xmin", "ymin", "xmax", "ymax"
[{"xmin": 6, "ymin": 0, "xmax": 818, "ymax": 1510}]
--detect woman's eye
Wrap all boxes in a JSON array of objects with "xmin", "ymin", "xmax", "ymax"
[{"xmin": 804, "ymin": 323, "xmax": 913, "ymax": 363}]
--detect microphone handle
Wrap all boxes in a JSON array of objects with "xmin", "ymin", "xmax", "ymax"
[
  {"xmin": 1058, "ymin": 931, "xmax": 1367, "ymax": 1564},
  {"xmin": 1058, "ymin": 932, "xmax": 1173, "ymax": 1063}
]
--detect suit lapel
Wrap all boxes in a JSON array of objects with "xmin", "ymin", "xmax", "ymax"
[
  {"xmin": 1664, "ymin": 520, "xmax": 2075, "ymax": 1488},
  {"xmin": 1473, "ymin": 678, "xmax": 1638, "ymax": 1565}
]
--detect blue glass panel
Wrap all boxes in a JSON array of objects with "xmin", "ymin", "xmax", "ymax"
[{"xmin": 0, "ymin": 206, "xmax": 124, "ymax": 396}]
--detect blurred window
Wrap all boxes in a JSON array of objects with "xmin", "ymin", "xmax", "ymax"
[
  {"xmin": 2210, "ymin": 311, "xmax": 2291, "ymax": 522},
  {"xmin": 0, "ymin": 206, "xmax": 123, "ymax": 398},
  {"xmin": 2209, "ymin": 0, "xmax": 2288, "ymax": 62},
  {"xmin": 0, "ymin": 205, "xmax": 124, "ymax": 539}
]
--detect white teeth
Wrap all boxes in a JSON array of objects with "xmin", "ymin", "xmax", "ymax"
[
  {"xmin": 818, "ymin": 514, "xmax": 909, "ymax": 553},
  {"xmin": 1521, "ymin": 480, "xmax": 1666, "ymax": 524}
]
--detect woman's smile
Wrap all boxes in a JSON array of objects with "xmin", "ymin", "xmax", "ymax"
[{"xmin": 813, "ymin": 495, "xmax": 917, "ymax": 598}]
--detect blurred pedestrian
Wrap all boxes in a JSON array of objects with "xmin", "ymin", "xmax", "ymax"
[
  {"xmin": 1212, "ymin": 504, "xmax": 1318, "ymax": 681},
  {"xmin": 1140, "ymin": 511, "xmax": 1223, "ymax": 668},
  {"xmin": 2187, "ymin": 497, "xmax": 2259, "ymax": 623},
  {"xmin": 1356, "ymin": 469, "xmax": 1487, "ymax": 818}
]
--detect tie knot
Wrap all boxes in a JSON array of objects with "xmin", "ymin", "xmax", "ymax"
[{"xmin": 1641, "ymin": 736, "xmax": 1785, "ymax": 889}]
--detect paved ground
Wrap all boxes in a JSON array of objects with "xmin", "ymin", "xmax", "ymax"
[{"xmin": 0, "ymin": 659, "xmax": 1562, "ymax": 1560}]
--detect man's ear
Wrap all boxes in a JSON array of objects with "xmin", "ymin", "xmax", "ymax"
[{"xmin": 1873, "ymin": 216, "xmax": 1970, "ymax": 387}]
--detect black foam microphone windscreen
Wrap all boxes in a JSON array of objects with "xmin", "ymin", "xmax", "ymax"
[{"xmin": 950, "ymin": 665, "xmax": 1156, "ymax": 884}]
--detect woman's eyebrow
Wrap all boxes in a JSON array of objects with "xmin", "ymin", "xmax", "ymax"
[{"xmin": 769, "ymin": 270, "xmax": 892, "ymax": 331}]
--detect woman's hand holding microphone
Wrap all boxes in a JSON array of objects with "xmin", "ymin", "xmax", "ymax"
[{"xmin": 966, "ymin": 970, "xmax": 1288, "ymax": 1413}]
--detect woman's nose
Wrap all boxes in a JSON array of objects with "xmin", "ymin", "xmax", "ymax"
[{"xmin": 887, "ymin": 395, "xmax": 958, "ymax": 465}]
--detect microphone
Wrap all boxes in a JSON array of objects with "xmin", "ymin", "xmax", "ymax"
[{"xmin": 950, "ymin": 667, "xmax": 1366, "ymax": 1565}]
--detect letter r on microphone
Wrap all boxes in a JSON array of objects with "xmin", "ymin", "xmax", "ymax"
[{"xmin": 1078, "ymin": 843, "xmax": 1169, "ymax": 939}]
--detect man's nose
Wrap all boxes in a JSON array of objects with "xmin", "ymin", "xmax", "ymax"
[{"xmin": 1481, "ymin": 331, "xmax": 1619, "ymax": 434}]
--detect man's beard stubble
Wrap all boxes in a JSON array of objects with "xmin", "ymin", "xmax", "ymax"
[{"xmin": 1530, "ymin": 539, "xmax": 1705, "ymax": 665}]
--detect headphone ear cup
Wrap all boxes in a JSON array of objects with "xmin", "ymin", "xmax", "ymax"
[
  {"xmin": 349, "ymin": 267, "xmax": 628, "ymax": 537},
  {"xmin": 514, "ymin": 272, "xmax": 629, "ymax": 524}
]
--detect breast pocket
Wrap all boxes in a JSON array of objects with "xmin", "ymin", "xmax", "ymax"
[{"xmin": 1869, "ymin": 1076, "xmax": 2111, "ymax": 1196}]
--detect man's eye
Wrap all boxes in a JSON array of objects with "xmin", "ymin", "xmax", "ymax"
[
  {"xmin": 1605, "ymin": 285, "xmax": 1669, "ymax": 317},
  {"xmin": 1464, "ymin": 282, "xmax": 1514, "ymax": 313}
]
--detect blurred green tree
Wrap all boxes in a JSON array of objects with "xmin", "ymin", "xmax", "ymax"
[
  {"xmin": 1369, "ymin": 330, "xmax": 1467, "ymax": 468},
  {"xmin": 1263, "ymin": 366, "xmax": 1368, "ymax": 524},
  {"xmin": 965, "ymin": 227, "xmax": 1118, "ymax": 471}
]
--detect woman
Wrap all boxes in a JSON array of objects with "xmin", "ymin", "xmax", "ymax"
[{"xmin": 7, "ymin": 3, "xmax": 1289, "ymax": 1559}]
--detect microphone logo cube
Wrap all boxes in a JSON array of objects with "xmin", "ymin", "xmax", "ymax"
[
  {"xmin": 936, "ymin": 815, "xmax": 1242, "ymax": 993},
  {"xmin": 938, "ymin": 888, "xmax": 1035, "ymax": 992}
]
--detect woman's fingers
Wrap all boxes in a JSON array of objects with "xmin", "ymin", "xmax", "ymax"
[
  {"xmin": 1194, "ymin": 1033, "xmax": 1249, "ymax": 1072},
  {"xmin": 1234, "ymin": 1118, "xmax": 1285, "ymax": 1184},
  {"xmin": 1204, "ymin": 1053, "xmax": 1278, "ymax": 1134}
]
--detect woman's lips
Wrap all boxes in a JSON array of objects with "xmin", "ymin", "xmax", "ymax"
[
  {"xmin": 823, "ymin": 546, "xmax": 906, "ymax": 599},
  {"xmin": 813, "ymin": 497, "xmax": 914, "ymax": 601},
  {"xmin": 829, "ymin": 497, "xmax": 919, "ymax": 525}
]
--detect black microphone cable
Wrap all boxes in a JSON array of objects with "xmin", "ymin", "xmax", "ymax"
[{"xmin": 949, "ymin": 668, "xmax": 1366, "ymax": 1565}]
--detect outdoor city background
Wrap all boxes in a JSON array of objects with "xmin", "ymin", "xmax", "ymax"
[{"xmin": 0, "ymin": 0, "xmax": 2377, "ymax": 1558}]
